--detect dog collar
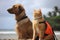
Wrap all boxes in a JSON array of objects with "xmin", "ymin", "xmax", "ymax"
[
  {"xmin": 17, "ymin": 16, "xmax": 27, "ymax": 22},
  {"xmin": 39, "ymin": 21, "xmax": 45, "ymax": 24}
]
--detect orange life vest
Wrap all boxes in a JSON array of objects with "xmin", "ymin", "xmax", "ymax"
[
  {"xmin": 45, "ymin": 21, "xmax": 53, "ymax": 35},
  {"xmin": 35, "ymin": 21, "xmax": 54, "ymax": 40}
]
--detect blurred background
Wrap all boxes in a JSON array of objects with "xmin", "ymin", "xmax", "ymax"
[
  {"xmin": 0, "ymin": 0, "xmax": 60, "ymax": 40},
  {"xmin": 0, "ymin": 0, "xmax": 60, "ymax": 31}
]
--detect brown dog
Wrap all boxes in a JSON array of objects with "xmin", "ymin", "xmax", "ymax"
[
  {"xmin": 33, "ymin": 9, "xmax": 54, "ymax": 40},
  {"xmin": 7, "ymin": 4, "xmax": 33, "ymax": 40},
  {"xmin": 33, "ymin": 9, "xmax": 45, "ymax": 40}
]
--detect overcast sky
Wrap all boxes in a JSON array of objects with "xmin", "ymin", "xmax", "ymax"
[{"xmin": 0, "ymin": 0, "xmax": 60, "ymax": 29}]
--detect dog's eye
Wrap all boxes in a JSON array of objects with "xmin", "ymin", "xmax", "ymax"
[
  {"xmin": 14, "ymin": 7, "xmax": 17, "ymax": 8},
  {"xmin": 19, "ymin": 6, "xmax": 23, "ymax": 11}
]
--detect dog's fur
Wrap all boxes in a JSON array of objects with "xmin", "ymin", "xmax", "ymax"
[
  {"xmin": 33, "ymin": 9, "xmax": 54, "ymax": 40},
  {"xmin": 33, "ymin": 9, "xmax": 45, "ymax": 40},
  {"xmin": 7, "ymin": 4, "xmax": 33, "ymax": 40}
]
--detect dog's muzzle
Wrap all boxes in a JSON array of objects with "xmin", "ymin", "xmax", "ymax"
[{"xmin": 7, "ymin": 8, "xmax": 13, "ymax": 13}]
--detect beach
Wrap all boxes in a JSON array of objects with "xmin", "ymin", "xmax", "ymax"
[{"xmin": 0, "ymin": 31, "xmax": 60, "ymax": 40}]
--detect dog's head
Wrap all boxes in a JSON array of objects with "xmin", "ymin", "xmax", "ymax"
[
  {"xmin": 33, "ymin": 9, "xmax": 42, "ymax": 19},
  {"xmin": 33, "ymin": 9, "xmax": 45, "ymax": 22},
  {"xmin": 7, "ymin": 4, "xmax": 25, "ymax": 15}
]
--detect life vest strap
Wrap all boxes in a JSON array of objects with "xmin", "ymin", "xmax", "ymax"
[{"xmin": 39, "ymin": 21, "xmax": 45, "ymax": 24}]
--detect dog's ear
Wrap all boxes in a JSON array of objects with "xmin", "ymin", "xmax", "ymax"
[
  {"xmin": 18, "ymin": 6, "xmax": 24, "ymax": 13},
  {"xmin": 34, "ymin": 9, "xmax": 36, "ymax": 12},
  {"xmin": 39, "ymin": 9, "xmax": 42, "ymax": 16},
  {"xmin": 39, "ymin": 9, "xmax": 41, "ymax": 13}
]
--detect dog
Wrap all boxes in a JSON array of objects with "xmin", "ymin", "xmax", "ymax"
[
  {"xmin": 32, "ymin": 9, "xmax": 54, "ymax": 40},
  {"xmin": 7, "ymin": 4, "xmax": 33, "ymax": 40},
  {"xmin": 33, "ymin": 9, "xmax": 45, "ymax": 40}
]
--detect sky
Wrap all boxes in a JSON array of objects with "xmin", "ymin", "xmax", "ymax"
[{"xmin": 0, "ymin": 0, "xmax": 60, "ymax": 29}]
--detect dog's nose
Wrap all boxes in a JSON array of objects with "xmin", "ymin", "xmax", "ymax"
[
  {"xmin": 7, "ymin": 9, "xmax": 10, "ymax": 12},
  {"xmin": 7, "ymin": 8, "xmax": 13, "ymax": 13}
]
